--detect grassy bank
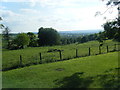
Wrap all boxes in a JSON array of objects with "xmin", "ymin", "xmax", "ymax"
[
  {"xmin": 2, "ymin": 40, "xmax": 120, "ymax": 71},
  {"xmin": 2, "ymin": 51, "xmax": 119, "ymax": 88}
]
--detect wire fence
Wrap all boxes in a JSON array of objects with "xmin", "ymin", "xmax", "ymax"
[{"xmin": 2, "ymin": 44, "xmax": 120, "ymax": 71}]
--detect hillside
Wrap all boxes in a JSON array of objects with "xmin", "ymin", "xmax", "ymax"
[
  {"xmin": 2, "ymin": 51, "xmax": 119, "ymax": 88},
  {"xmin": 2, "ymin": 40, "xmax": 120, "ymax": 71}
]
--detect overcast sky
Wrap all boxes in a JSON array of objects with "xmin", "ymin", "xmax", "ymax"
[{"xmin": 0, "ymin": 0, "xmax": 118, "ymax": 33}]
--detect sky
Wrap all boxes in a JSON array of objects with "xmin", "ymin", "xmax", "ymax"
[{"xmin": 0, "ymin": 0, "xmax": 118, "ymax": 33}]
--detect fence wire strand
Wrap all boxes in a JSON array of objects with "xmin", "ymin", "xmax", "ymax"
[{"xmin": 2, "ymin": 44, "xmax": 120, "ymax": 71}]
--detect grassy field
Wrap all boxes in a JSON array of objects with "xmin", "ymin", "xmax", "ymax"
[
  {"xmin": 2, "ymin": 40, "xmax": 120, "ymax": 71},
  {"xmin": 2, "ymin": 51, "xmax": 119, "ymax": 88}
]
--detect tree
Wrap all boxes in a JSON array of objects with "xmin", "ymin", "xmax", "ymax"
[
  {"xmin": 77, "ymin": 36, "xmax": 82, "ymax": 43},
  {"xmin": 0, "ymin": 17, "xmax": 11, "ymax": 49},
  {"xmin": 103, "ymin": 20, "xmax": 118, "ymax": 39},
  {"xmin": 61, "ymin": 37, "xmax": 67, "ymax": 45},
  {"xmin": 96, "ymin": 31, "xmax": 106, "ymax": 45},
  {"xmin": 81, "ymin": 36, "xmax": 88, "ymax": 43},
  {"xmin": 27, "ymin": 32, "xmax": 38, "ymax": 47},
  {"xmin": 96, "ymin": 0, "xmax": 120, "ymax": 42},
  {"xmin": 2, "ymin": 27, "xmax": 11, "ymax": 49},
  {"xmin": 14, "ymin": 33, "xmax": 30, "ymax": 49},
  {"xmin": 101, "ymin": 18, "xmax": 120, "ymax": 41},
  {"xmin": 87, "ymin": 34, "xmax": 98, "ymax": 41},
  {"xmin": 96, "ymin": 0, "xmax": 120, "ymax": 16},
  {"xmin": 38, "ymin": 27, "xmax": 61, "ymax": 46},
  {"xmin": 0, "ymin": 17, "xmax": 5, "ymax": 29},
  {"xmin": 104, "ymin": 0, "xmax": 120, "ymax": 41},
  {"xmin": 102, "ymin": 0, "xmax": 120, "ymax": 27}
]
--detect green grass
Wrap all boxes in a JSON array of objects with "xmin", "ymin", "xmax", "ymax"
[
  {"xmin": 2, "ymin": 40, "xmax": 120, "ymax": 70},
  {"xmin": 2, "ymin": 51, "xmax": 119, "ymax": 88}
]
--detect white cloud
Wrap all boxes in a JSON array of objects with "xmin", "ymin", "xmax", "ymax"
[
  {"xmin": 1, "ymin": 0, "xmax": 119, "ymax": 33},
  {"xmin": 1, "ymin": 10, "xmax": 17, "ymax": 17},
  {"xmin": 0, "ymin": 6, "xmax": 6, "ymax": 9},
  {"xmin": 1, "ymin": 0, "xmax": 105, "ymax": 7},
  {"xmin": 20, "ymin": 8, "xmax": 40, "ymax": 14}
]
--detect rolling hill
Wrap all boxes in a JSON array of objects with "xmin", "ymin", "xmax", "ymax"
[{"xmin": 2, "ymin": 51, "xmax": 119, "ymax": 88}]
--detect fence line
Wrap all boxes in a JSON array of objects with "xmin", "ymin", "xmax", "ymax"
[
  {"xmin": 59, "ymin": 50, "xmax": 62, "ymax": 61},
  {"xmin": 76, "ymin": 49, "xmax": 78, "ymax": 57},
  {"xmin": 88, "ymin": 47, "xmax": 91, "ymax": 56},
  {"xmin": 99, "ymin": 46, "xmax": 101, "ymax": 54},
  {"xmin": 39, "ymin": 52, "xmax": 42, "ymax": 64},
  {"xmin": 107, "ymin": 46, "xmax": 109, "ymax": 53},
  {"xmin": 19, "ymin": 55, "xmax": 22, "ymax": 67},
  {"xmin": 3, "ymin": 44, "xmax": 120, "ymax": 71}
]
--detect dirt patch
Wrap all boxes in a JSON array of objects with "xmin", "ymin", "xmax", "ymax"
[{"xmin": 55, "ymin": 68, "xmax": 64, "ymax": 71}]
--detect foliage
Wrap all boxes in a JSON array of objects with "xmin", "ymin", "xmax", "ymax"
[
  {"xmin": 0, "ymin": 17, "xmax": 5, "ymax": 29},
  {"xmin": 80, "ymin": 36, "xmax": 88, "ymax": 43},
  {"xmin": 27, "ymin": 32, "xmax": 38, "ymax": 47},
  {"xmin": 105, "ymin": 0, "xmax": 120, "ymax": 6},
  {"xmin": 61, "ymin": 37, "xmax": 77, "ymax": 45},
  {"xmin": 102, "ymin": 19, "xmax": 120, "ymax": 42},
  {"xmin": 103, "ymin": 21, "xmax": 118, "ymax": 39},
  {"xmin": 14, "ymin": 33, "xmax": 30, "ymax": 49},
  {"xmin": 76, "ymin": 33, "xmax": 98, "ymax": 44},
  {"xmin": 96, "ymin": 31, "xmax": 106, "ymax": 45},
  {"xmin": 38, "ymin": 27, "xmax": 61, "ymax": 46},
  {"xmin": 2, "ymin": 27, "xmax": 11, "ymax": 49},
  {"xmin": 97, "ymin": 0, "xmax": 120, "ymax": 42},
  {"xmin": 61, "ymin": 33, "xmax": 99, "ymax": 45}
]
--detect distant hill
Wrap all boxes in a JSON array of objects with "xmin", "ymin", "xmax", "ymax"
[
  {"xmin": 58, "ymin": 30, "xmax": 103, "ymax": 37},
  {"xmin": 9, "ymin": 30, "xmax": 102, "ymax": 34},
  {"xmin": 59, "ymin": 30, "xmax": 102, "ymax": 34}
]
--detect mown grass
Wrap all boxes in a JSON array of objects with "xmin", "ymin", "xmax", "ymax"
[
  {"xmin": 2, "ymin": 51, "xmax": 119, "ymax": 88},
  {"xmin": 2, "ymin": 40, "xmax": 120, "ymax": 70}
]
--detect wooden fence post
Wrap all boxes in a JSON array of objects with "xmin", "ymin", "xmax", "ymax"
[
  {"xmin": 20, "ymin": 55, "xmax": 22, "ymax": 67},
  {"xmin": 107, "ymin": 45, "xmax": 109, "ymax": 53},
  {"xmin": 99, "ymin": 46, "xmax": 101, "ymax": 54},
  {"xmin": 59, "ymin": 50, "xmax": 62, "ymax": 60},
  {"xmin": 114, "ymin": 44, "xmax": 116, "ymax": 51},
  {"xmin": 88, "ymin": 47, "xmax": 91, "ymax": 56},
  {"xmin": 76, "ymin": 49, "xmax": 78, "ymax": 57},
  {"xmin": 39, "ymin": 53, "xmax": 42, "ymax": 64}
]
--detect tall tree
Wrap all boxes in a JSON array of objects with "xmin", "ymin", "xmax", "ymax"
[
  {"xmin": 103, "ymin": 21, "xmax": 118, "ymax": 39},
  {"xmin": 38, "ymin": 27, "xmax": 61, "ymax": 46},
  {"xmin": 105, "ymin": 0, "xmax": 120, "ymax": 26},
  {"xmin": 96, "ymin": 0, "xmax": 120, "ymax": 41}
]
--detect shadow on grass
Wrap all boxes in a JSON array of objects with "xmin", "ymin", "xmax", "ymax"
[
  {"xmin": 96, "ymin": 67, "xmax": 120, "ymax": 88},
  {"xmin": 54, "ymin": 72, "xmax": 93, "ymax": 88},
  {"xmin": 54, "ymin": 68, "xmax": 120, "ymax": 88}
]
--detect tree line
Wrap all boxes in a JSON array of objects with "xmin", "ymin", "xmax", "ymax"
[
  {"xmin": 1, "ymin": 18, "xmax": 120, "ymax": 50},
  {"xmin": 1, "ymin": 0, "xmax": 120, "ymax": 50},
  {"xmin": 2, "ymin": 27, "xmax": 100, "ymax": 50}
]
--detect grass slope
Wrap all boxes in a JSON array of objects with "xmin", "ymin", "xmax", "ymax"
[
  {"xmin": 2, "ymin": 51, "xmax": 119, "ymax": 88},
  {"xmin": 2, "ymin": 40, "xmax": 120, "ymax": 70}
]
